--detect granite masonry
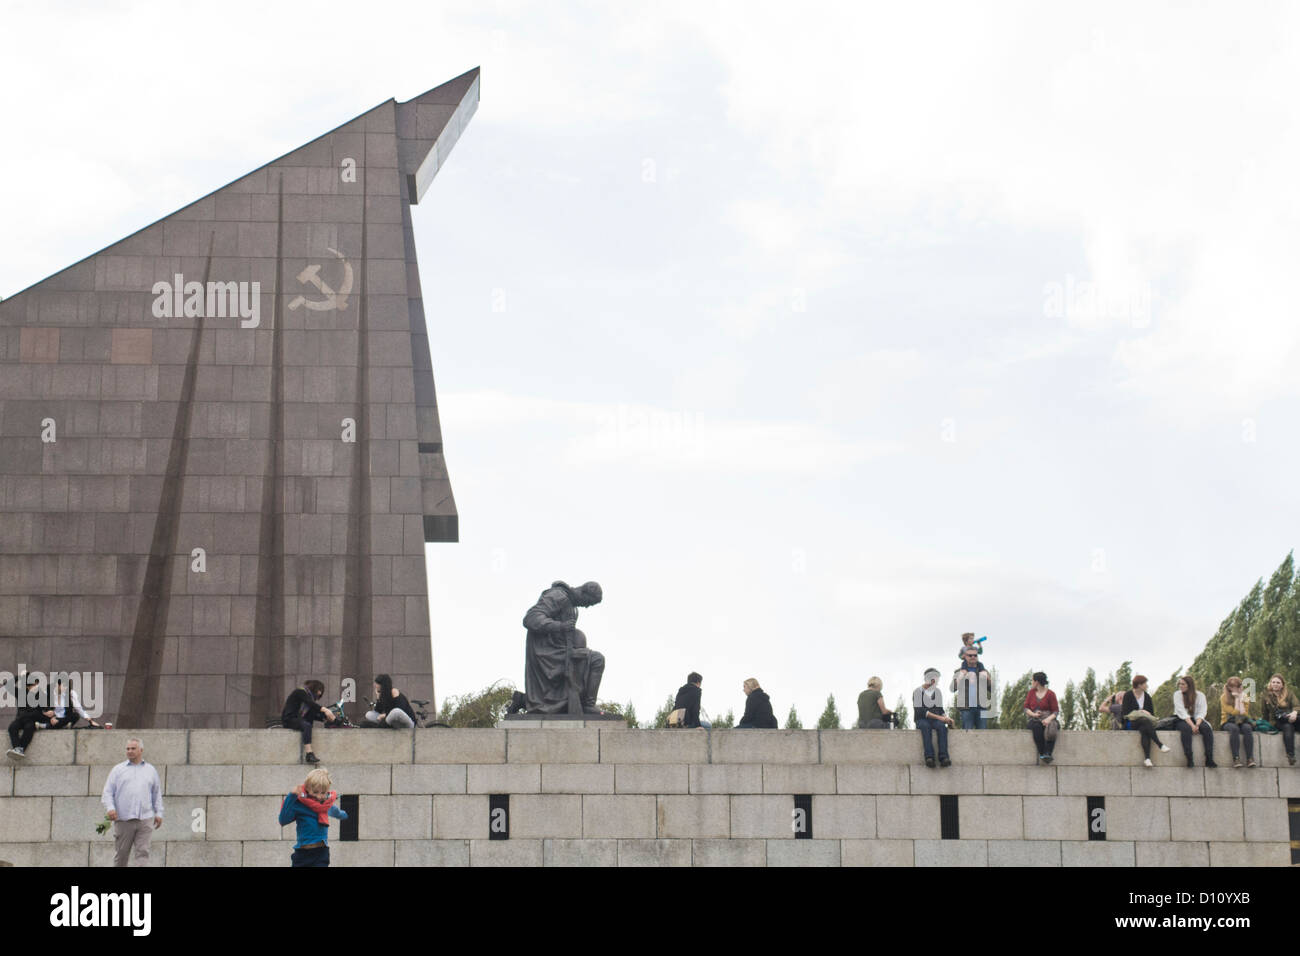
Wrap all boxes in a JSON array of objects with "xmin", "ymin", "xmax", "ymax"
[
  {"xmin": 0, "ymin": 70, "xmax": 479, "ymax": 726},
  {"xmin": 0, "ymin": 728, "xmax": 1292, "ymax": 866}
]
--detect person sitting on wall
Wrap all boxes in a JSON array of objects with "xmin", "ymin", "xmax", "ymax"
[
  {"xmin": 1122, "ymin": 674, "xmax": 1170, "ymax": 768},
  {"xmin": 1174, "ymin": 674, "xmax": 1216, "ymax": 768},
  {"xmin": 1024, "ymin": 671, "xmax": 1060, "ymax": 764},
  {"xmin": 857, "ymin": 677, "xmax": 894, "ymax": 728},
  {"xmin": 673, "ymin": 672, "xmax": 710, "ymax": 729},
  {"xmin": 282, "ymin": 679, "xmax": 336, "ymax": 764},
  {"xmin": 49, "ymin": 677, "xmax": 101, "ymax": 729},
  {"xmin": 913, "ymin": 668, "xmax": 954, "ymax": 768},
  {"xmin": 1262, "ymin": 674, "xmax": 1300, "ymax": 766},
  {"xmin": 1098, "ymin": 689, "xmax": 1126, "ymax": 730},
  {"xmin": 366, "ymin": 674, "xmax": 416, "ymax": 729},
  {"xmin": 736, "ymin": 678, "xmax": 778, "ymax": 728},
  {"xmin": 6, "ymin": 675, "xmax": 46, "ymax": 760},
  {"xmin": 1220, "ymin": 676, "xmax": 1256, "ymax": 769}
]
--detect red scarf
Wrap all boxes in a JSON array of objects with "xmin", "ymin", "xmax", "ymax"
[{"xmin": 293, "ymin": 787, "xmax": 337, "ymax": 824}]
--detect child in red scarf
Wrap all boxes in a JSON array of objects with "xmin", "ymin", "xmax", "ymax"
[{"xmin": 278, "ymin": 767, "xmax": 347, "ymax": 867}]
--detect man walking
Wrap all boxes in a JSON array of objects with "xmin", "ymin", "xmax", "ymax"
[
  {"xmin": 951, "ymin": 648, "xmax": 992, "ymax": 729},
  {"xmin": 914, "ymin": 668, "xmax": 954, "ymax": 768},
  {"xmin": 101, "ymin": 737, "xmax": 163, "ymax": 867}
]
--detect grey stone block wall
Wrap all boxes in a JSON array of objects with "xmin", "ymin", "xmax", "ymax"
[
  {"xmin": 0, "ymin": 71, "xmax": 479, "ymax": 727},
  {"xmin": 0, "ymin": 728, "xmax": 1293, "ymax": 866}
]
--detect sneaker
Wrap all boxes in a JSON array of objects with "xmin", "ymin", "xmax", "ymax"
[
  {"xmin": 1042, "ymin": 754, "xmax": 1053, "ymax": 765},
  {"xmin": 6, "ymin": 747, "xmax": 25, "ymax": 760},
  {"xmin": 1247, "ymin": 759, "xmax": 1257, "ymax": 768},
  {"xmin": 1233, "ymin": 759, "xmax": 1242, "ymax": 769},
  {"xmin": 1205, "ymin": 760, "xmax": 1217, "ymax": 768},
  {"xmin": 1186, "ymin": 756, "xmax": 1194, "ymax": 768},
  {"xmin": 1289, "ymin": 754, "xmax": 1296, "ymax": 766},
  {"xmin": 1143, "ymin": 758, "xmax": 1153, "ymax": 768},
  {"xmin": 924, "ymin": 757, "xmax": 936, "ymax": 769},
  {"xmin": 938, "ymin": 757, "xmax": 951, "ymax": 768},
  {"xmin": 304, "ymin": 752, "xmax": 320, "ymax": 764},
  {"xmin": 1158, "ymin": 744, "xmax": 1171, "ymax": 753}
]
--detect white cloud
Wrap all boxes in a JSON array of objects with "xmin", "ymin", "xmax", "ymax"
[{"xmin": 440, "ymin": 389, "xmax": 896, "ymax": 475}]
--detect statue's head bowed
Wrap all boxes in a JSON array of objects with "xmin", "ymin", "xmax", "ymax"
[
  {"xmin": 575, "ymin": 581, "xmax": 603, "ymax": 607},
  {"xmin": 551, "ymin": 580, "xmax": 603, "ymax": 607}
]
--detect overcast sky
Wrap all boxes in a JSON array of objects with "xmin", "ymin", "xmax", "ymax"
[{"xmin": 3, "ymin": 2, "xmax": 1298, "ymax": 724}]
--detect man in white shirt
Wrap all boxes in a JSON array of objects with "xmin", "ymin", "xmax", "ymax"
[{"xmin": 100, "ymin": 737, "xmax": 163, "ymax": 867}]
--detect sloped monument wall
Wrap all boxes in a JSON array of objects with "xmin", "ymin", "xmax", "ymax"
[{"xmin": 0, "ymin": 70, "xmax": 478, "ymax": 726}]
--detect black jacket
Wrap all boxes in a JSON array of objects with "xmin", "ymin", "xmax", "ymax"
[
  {"xmin": 738, "ymin": 689, "xmax": 778, "ymax": 729},
  {"xmin": 674, "ymin": 684, "xmax": 702, "ymax": 728},
  {"xmin": 1121, "ymin": 690, "xmax": 1152, "ymax": 721},
  {"xmin": 281, "ymin": 688, "xmax": 325, "ymax": 725},
  {"xmin": 14, "ymin": 702, "xmax": 45, "ymax": 723},
  {"xmin": 379, "ymin": 690, "xmax": 414, "ymax": 722}
]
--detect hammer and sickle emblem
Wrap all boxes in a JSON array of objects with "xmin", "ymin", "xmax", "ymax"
[{"xmin": 288, "ymin": 247, "xmax": 354, "ymax": 311}]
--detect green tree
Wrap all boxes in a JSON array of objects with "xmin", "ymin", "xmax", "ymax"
[
  {"xmin": 893, "ymin": 696, "xmax": 910, "ymax": 729},
  {"xmin": 816, "ymin": 694, "xmax": 842, "ymax": 730},
  {"xmin": 595, "ymin": 700, "xmax": 638, "ymax": 728},
  {"xmin": 435, "ymin": 680, "xmax": 517, "ymax": 728},
  {"xmin": 784, "ymin": 705, "xmax": 803, "ymax": 730},
  {"xmin": 1061, "ymin": 679, "xmax": 1077, "ymax": 730},
  {"xmin": 999, "ymin": 670, "xmax": 1033, "ymax": 729},
  {"xmin": 652, "ymin": 694, "xmax": 676, "ymax": 729},
  {"xmin": 1114, "ymin": 661, "xmax": 1133, "ymax": 695},
  {"xmin": 712, "ymin": 708, "xmax": 735, "ymax": 729},
  {"xmin": 1152, "ymin": 667, "xmax": 1183, "ymax": 719},
  {"xmin": 1075, "ymin": 668, "xmax": 1098, "ymax": 730}
]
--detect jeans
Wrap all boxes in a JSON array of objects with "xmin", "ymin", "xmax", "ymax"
[
  {"xmin": 291, "ymin": 845, "xmax": 330, "ymax": 867},
  {"xmin": 1126, "ymin": 720, "xmax": 1163, "ymax": 758},
  {"xmin": 7, "ymin": 714, "xmax": 39, "ymax": 750},
  {"xmin": 1177, "ymin": 720, "xmax": 1214, "ymax": 764},
  {"xmin": 1223, "ymin": 721, "xmax": 1254, "ymax": 760},
  {"xmin": 284, "ymin": 715, "xmax": 314, "ymax": 745},
  {"xmin": 1278, "ymin": 720, "xmax": 1299, "ymax": 757},
  {"xmin": 365, "ymin": 709, "xmax": 415, "ymax": 728},
  {"xmin": 916, "ymin": 717, "xmax": 949, "ymax": 760},
  {"xmin": 958, "ymin": 709, "xmax": 986, "ymax": 730},
  {"xmin": 1028, "ymin": 718, "xmax": 1055, "ymax": 756}
]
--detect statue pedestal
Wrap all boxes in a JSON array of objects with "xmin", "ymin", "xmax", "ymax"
[{"xmin": 497, "ymin": 713, "xmax": 627, "ymax": 729}]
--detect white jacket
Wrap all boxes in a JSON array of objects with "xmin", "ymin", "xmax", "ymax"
[{"xmin": 1173, "ymin": 690, "xmax": 1207, "ymax": 721}]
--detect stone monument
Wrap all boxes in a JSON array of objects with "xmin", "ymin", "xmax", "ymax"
[
  {"xmin": 0, "ymin": 69, "xmax": 479, "ymax": 727},
  {"xmin": 517, "ymin": 580, "xmax": 608, "ymax": 716}
]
